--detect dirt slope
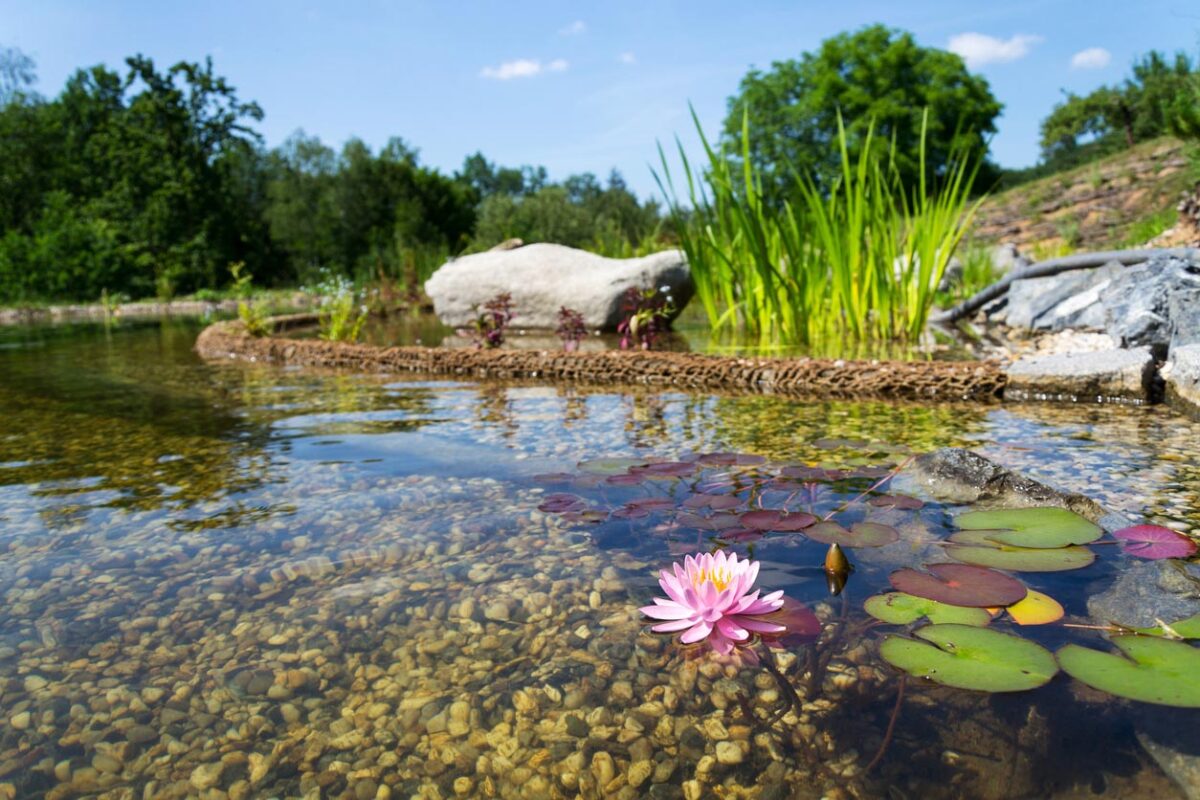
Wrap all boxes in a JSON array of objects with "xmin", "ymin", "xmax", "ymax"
[{"xmin": 971, "ymin": 137, "xmax": 1197, "ymax": 256}]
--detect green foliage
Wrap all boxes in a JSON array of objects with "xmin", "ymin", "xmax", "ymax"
[
  {"xmin": 658, "ymin": 108, "xmax": 982, "ymax": 344},
  {"xmin": 466, "ymin": 167, "xmax": 663, "ymax": 253},
  {"xmin": 0, "ymin": 54, "xmax": 271, "ymax": 303},
  {"xmin": 315, "ymin": 273, "xmax": 367, "ymax": 342},
  {"xmin": 1040, "ymin": 49, "xmax": 1199, "ymax": 163},
  {"xmin": 237, "ymin": 300, "xmax": 271, "ymax": 337},
  {"xmin": 722, "ymin": 25, "xmax": 1001, "ymax": 201},
  {"xmin": 1120, "ymin": 207, "xmax": 1177, "ymax": 247}
]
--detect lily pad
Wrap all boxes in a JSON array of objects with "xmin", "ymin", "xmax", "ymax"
[
  {"xmin": 577, "ymin": 457, "xmax": 647, "ymax": 476},
  {"xmin": 681, "ymin": 493, "xmax": 742, "ymax": 510},
  {"xmin": 869, "ymin": 494, "xmax": 924, "ymax": 510},
  {"xmin": 946, "ymin": 531, "xmax": 1096, "ymax": 572},
  {"xmin": 676, "ymin": 512, "xmax": 742, "ymax": 531},
  {"xmin": 879, "ymin": 624, "xmax": 1058, "ymax": 692},
  {"xmin": 740, "ymin": 509, "xmax": 817, "ymax": 532},
  {"xmin": 761, "ymin": 598, "xmax": 822, "ymax": 647},
  {"xmin": 1133, "ymin": 613, "xmax": 1200, "ymax": 639},
  {"xmin": 806, "ymin": 521, "xmax": 899, "ymax": 548},
  {"xmin": 1112, "ymin": 525, "xmax": 1198, "ymax": 560},
  {"xmin": 889, "ymin": 563, "xmax": 1027, "ymax": 608},
  {"xmin": 996, "ymin": 590, "xmax": 1064, "ymax": 625},
  {"xmin": 954, "ymin": 507, "xmax": 1102, "ymax": 549},
  {"xmin": 1057, "ymin": 636, "xmax": 1200, "ymax": 707},
  {"xmin": 864, "ymin": 592, "xmax": 992, "ymax": 626},
  {"xmin": 697, "ymin": 452, "xmax": 766, "ymax": 467}
]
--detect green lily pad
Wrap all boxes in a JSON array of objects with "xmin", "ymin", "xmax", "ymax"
[
  {"xmin": 879, "ymin": 624, "xmax": 1058, "ymax": 692},
  {"xmin": 1132, "ymin": 613, "xmax": 1200, "ymax": 639},
  {"xmin": 864, "ymin": 592, "xmax": 992, "ymax": 626},
  {"xmin": 577, "ymin": 457, "xmax": 648, "ymax": 476},
  {"xmin": 1057, "ymin": 636, "xmax": 1200, "ymax": 707},
  {"xmin": 806, "ymin": 521, "xmax": 899, "ymax": 548},
  {"xmin": 954, "ymin": 507, "xmax": 1101, "ymax": 549},
  {"xmin": 946, "ymin": 530, "xmax": 1095, "ymax": 572}
]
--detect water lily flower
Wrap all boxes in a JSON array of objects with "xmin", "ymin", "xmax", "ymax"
[{"xmin": 640, "ymin": 551, "xmax": 786, "ymax": 654}]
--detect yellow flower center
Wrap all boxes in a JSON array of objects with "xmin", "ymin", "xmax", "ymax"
[{"xmin": 693, "ymin": 567, "xmax": 733, "ymax": 591}]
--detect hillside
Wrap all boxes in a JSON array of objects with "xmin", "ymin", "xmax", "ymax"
[{"xmin": 970, "ymin": 137, "xmax": 1198, "ymax": 257}]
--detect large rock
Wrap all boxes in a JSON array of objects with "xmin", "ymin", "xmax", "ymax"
[
  {"xmin": 1004, "ymin": 347, "xmax": 1156, "ymax": 403},
  {"xmin": 1101, "ymin": 256, "xmax": 1200, "ymax": 352},
  {"xmin": 424, "ymin": 244, "xmax": 693, "ymax": 330},
  {"xmin": 1164, "ymin": 343, "xmax": 1200, "ymax": 415},
  {"xmin": 990, "ymin": 242, "xmax": 1032, "ymax": 275},
  {"xmin": 1002, "ymin": 261, "xmax": 1123, "ymax": 330},
  {"xmin": 899, "ymin": 447, "xmax": 1104, "ymax": 518}
]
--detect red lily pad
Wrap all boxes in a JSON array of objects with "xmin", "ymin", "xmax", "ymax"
[
  {"xmin": 718, "ymin": 528, "xmax": 764, "ymax": 543},
  {"xmin": 889, "ymin": 563, "xmax": 1027, "ymax": 608},
  {"xmin": 631, "ymin": 461, "xmax": 697, "ymax": 478},
  {"xmin": 681, "ymin": 493, "xmax": 742, "ymax": 510},
  {"xmin": 604, "ymin": 473, "xmax": 646, "ymax": 486},
  {"xmin": 697, "ymin": 452, "xmax": 766, "ymax": 466},
  {"xmin": 805, "ymin": 521, "xmax": 899, "ymax": 548},
  {"xmin": 869, "ymin": 494, "xmax": 924, "ymax": 510},
  {"xmin": 1112, "ymin": 525, "xmax": 1198, "ymax": 560},
  {"xmin": 761, "ymin": 598, "xmax": 822, "ymax": 647},
  {"xmin": 676, "ymin": 512, "xmax": 742, "ymax": 531},
  {"xmin": 740, "ymin": 509, "xmax": 817, "ymax": 532},
  {"xmin": 538, "ymin": 493, "xmax": 587, "ymax": 513}
]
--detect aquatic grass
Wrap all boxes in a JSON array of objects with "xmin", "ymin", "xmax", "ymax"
[{"xmin": 655, "ymin": 108, "xmax": 984, "ymax": 344}]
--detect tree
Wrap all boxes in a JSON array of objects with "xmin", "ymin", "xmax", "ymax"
[
  {"xmin": 0, "ymin": 45, "xmax": 36, "ymax": 105},
  {"xmin": 1040, "ymin": 49, "xmax": 1198, "ymax": 162},
  {"xmin": 723, "ymin": 25, "xmax": 1002, "ymax": 198}
]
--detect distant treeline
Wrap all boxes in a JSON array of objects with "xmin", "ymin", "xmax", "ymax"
[{"xmin": 0, "ymin": 49, "xmax": 664, "ymax": 303}]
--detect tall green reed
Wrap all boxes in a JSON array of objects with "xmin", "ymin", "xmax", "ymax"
[{"xmin": 655, "ymin": 108, "xmax": 983, "ymax": 344}]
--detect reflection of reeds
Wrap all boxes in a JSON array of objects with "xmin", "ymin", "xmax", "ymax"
[{"xmin": 656, "ymin": 108, "xmax": 983, "ymax": 345}]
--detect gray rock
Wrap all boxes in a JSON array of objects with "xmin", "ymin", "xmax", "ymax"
[
  {"xmin": 1165, "ymin": 343, "xmax": 1200, "ymax": 415},
  {"xmin": 1169, "ymin": 285, "xmax": 1200, "ymax": 349},
  {"xmin": 900, "ymin": 447, "xmax": 1103, "ymax": 519},
  {"xmin": 1004, "ymin": 262, "xmax": 1123, "ymax": 331},
  {"xmin": 1101, "ymin": 256, "xmax": 1200, "ymax": 351},
  {"xmin": 424, "ymin": 244, "xmax": 693, "ymax": 330},
  {"xmin": 1087, "ymin": 560, "xmax": 1200, "ymax": 628},
  {"xmin": 1004, "ymin": 347, "xmax": 1156, "ymax": 403},
  {"xmin": 1136, "ymin": 711, "xmax": 1200, "ymax": 800},
  {"xmin": 990, "ymin": 242, "xmax": 1032, "ymax": 275}
]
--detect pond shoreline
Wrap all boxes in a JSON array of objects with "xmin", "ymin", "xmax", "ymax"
[
  {"xmin": 195, "ymin": 315, "xmax": 1008, "ymax": 402},
  {"xmin": 0, "ymin": 294, "xmax": 312, "ymax": 326}
]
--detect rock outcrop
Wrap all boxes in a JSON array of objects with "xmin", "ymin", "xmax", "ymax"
[{"xmin": 424, "ymin": 244, "xmax": 693, "ymax": 330}]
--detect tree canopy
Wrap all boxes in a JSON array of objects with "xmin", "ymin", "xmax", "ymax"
[
  {"xmin": 0, "ymin": 48, "xmax": 667, "ymax": 304},
  {"xmin": 723, "ymin": 25, "xmax": 1002, "ymax": 198},
  {"xmin": 1040, "ymin": 49, "xmax": 1199, "ymax": 164}
]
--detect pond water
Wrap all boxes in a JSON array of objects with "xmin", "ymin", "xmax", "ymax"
[{"xmin": 1, "ymin": 319, "xmax": 1199, "ymax": 799}]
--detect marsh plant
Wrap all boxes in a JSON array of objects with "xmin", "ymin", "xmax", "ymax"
[
  {"xmin": 555, "ymin": 306, "xmax": 588, "ymax": 351},
  {"xmin": 460, "ymin": 292, "xmax": 515, "ymax": 349},
  {"xmin": 656, "ymin": 109, "xmax": 982, "ymax": 345},
  {"xmin": 617, "ymin": 286, "xmax": 675, "ymax": 350},
  {"xmin": 313, "ymin": 272, "xmax": 368, "ymax": 342},
  {"xmin": 229, "ymin": 261, "xmax": 271, "ymax": 337}
]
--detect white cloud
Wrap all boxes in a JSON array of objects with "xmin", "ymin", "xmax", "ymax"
[
  {"xmin": 480, "ymin": 58, "xmax": 569, "ymax": 80},
  {"xmin": 948, "ymin": 32, "xmax": 1042, "ymax": 68},
  {"xmin": 618, "ymin": 52, "xmax": 636, "ymax": 65},
  {"xmin": 559, "ymin": 20, "xmax": 585, "ymax": 36},
  {"xmin": 1071, "ymin": 47, "xmax": 1112, "ymax": 70}
]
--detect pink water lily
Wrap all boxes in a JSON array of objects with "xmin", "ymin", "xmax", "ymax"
[{"xmin": 640, "ymin": 551, "xmax": 786, "ymax": 654}]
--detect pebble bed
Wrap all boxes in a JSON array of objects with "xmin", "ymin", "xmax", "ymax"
[{"xmin": 2, "ymin": 322, "xmax": 1199, "ymax": 799}]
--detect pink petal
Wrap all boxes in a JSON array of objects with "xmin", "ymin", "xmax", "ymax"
[
  {"xmin": 659, "ymin": 573, "xmax": 687, "ymax": 605},
  {"xmin": 708, "ymin": 631, "xmax": 734, "ymax": 655},
  {"xmin": 651, "ymin": 618, "xmax": 697, "ymax": 633},
  {"xmin": 732, "ymin": 616, "xmax": 786, "ymax": 633},
  {"xmin": 640, "ymin": 601, "xmax": 693, "ymax": 620},
  {"xmin": 680, "ymin": 620, "xmax": 713, "ymax": 644},
  {"xmin": 715, "ymin": 617, "xmax": 750, "ymax": 641}
]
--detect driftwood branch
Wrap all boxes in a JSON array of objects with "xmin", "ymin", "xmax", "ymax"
[{"xmin": 932, "ymin": 247, "xmax": 1200, "ymax": 325}]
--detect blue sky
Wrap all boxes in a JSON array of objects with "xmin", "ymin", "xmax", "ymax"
[{"xmin": 3, "ymin": 1, "xmax": 1199, "ymax": 199}]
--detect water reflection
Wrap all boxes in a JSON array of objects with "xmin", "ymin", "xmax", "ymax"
[{"xmin": 0, "ymin": 320, "xmax": 1196, "ymax": 798}]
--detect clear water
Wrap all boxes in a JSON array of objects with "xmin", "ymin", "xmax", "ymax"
[{"xmin": 1, "ymin": 319, "xmax": 1198, "ymax": 799}]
